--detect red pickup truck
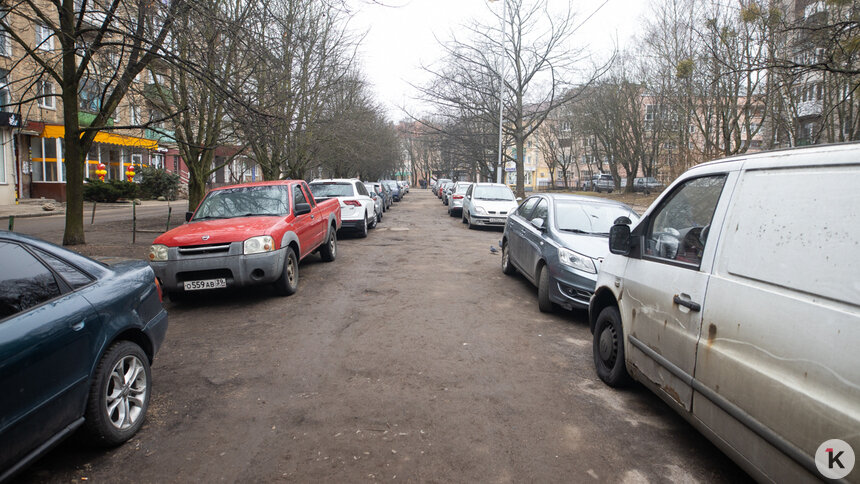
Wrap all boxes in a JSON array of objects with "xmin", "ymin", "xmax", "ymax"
[{"xmin": 148, "ymin": 180, "xmax": 340, "ymax": 300}]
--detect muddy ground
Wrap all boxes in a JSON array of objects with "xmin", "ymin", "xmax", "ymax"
[{"xmin": 14, "ymin": 190, "xmax": 749, "ymax": 483}]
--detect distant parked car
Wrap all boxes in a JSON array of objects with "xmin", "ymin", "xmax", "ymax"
[
  {"xmin": 441, "ymin": 181, "xmax": 455, "ymax": 205},
  {"xmin": 0, "ymin": 231, "xmax": 168, "ymax": 481},
  {"xmin": 593, "ymin": 174, "xmax": 615, "ymax": 193},
  {"xmin": 367, "ymin": 182, "xmax": 391, "ymax": 211},
  {"xmin": 500, "ymin": 194, "xmax": 639, "ymax": 312},
  {"xmin": 433, "ymin": 178, "xmax": 452, "ymax": 197},
  {"xmin": 633, "ymin": 177, "xmax": 663, "ymax": 193},
  {"xmin": 461, "ymin": 183, "xmax": 519, "ymax": 229},
  {"xmin": 363, "ymin": 183, "xmax": 384, "ymax": 223},
  {"xmin": 310, "ymin": 178, "xmax": 377, "ymax": 236},
  {"xmin": 380, "ymin": 179, "xmax": 402, "ymax": 202},
  {"xmin": 447, "ymin": 182, "xmax": 473, "ymax": 217}
]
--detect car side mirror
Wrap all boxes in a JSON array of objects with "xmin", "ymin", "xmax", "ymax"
[
  {"xmin": 609, "ymin": 224, "xmax": 631, "ymax": 255},
  {"xmin": 614, "ymin": 216, "xmax": 632, "ymax": 226},
  {"xmin": 531, "ymin": 218, "xmax": 546, "ymax": 231},
  {"xmin": 294, "ymin": 203, "xmax": 312, "ymax": 216},
  {"xmin": 516, "ymin": 197, "xmax": 522, "ymax": 202},
  {"xmin": 185, "ymin": 211, "xmax": 193, "ymax": 222}
]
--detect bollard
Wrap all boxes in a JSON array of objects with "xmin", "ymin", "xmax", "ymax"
[
  {"xmin": 91, "ymin": 201, "xmax": 97, "ymax": 224},
  {"xmin": 166, "ymin": 206, "xmax": 172, "ymax": 232},
  {"xmin": 132, "ymin": 202, "xmax": 137, "ymax": 244},
  {"xmin": 7, "ymin": 215, "xmax": 14, "ymax": 232}
]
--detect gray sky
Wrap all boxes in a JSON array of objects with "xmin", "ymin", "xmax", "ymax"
[{"xmin": 348, "ymin": 0, "xmax": 648, "ymax": 121}]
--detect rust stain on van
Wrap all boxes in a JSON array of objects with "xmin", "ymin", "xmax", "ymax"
[
  {"xmin": 707, "ymin": 324, "xmax": 717, "ymax": 346},
  {"xmin": 662, "ymin": 384, "xmax": 682, "ymax": 404}
]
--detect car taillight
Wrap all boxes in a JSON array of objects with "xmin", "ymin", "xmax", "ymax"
[
  {"xmin": 344, "ymin": 200, "xmax": 362, "ymax": 207},
  {"xmin": 154, "ymin": 277, "xmax": 163, "ymax": 303},
  {"xmin": 453, "ymin": 195, "xmax": 464, "ymax": 199}
]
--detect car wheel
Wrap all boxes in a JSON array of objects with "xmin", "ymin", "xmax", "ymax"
[
  {"xmin": 501, "ymin": 241, "xmax": 516, "ymax": 275},
  {"xmin": 369, "ymin": 212, "xmax": 378, "ymax": 229},
  {"xmin": 84, "ymin": 341, "xmax": 151, "ymax": 447},
  {"xmin": 462, "ymin": 211, "xmax": 467, "ymax": 224},
  {"xmin": 593, "ymin": 306, "xmax": 631, "ymax": 387},
  {"xmin": 274, "ymin": 247, "xmax": 299, "ymax": 296},
  {"xmin": 319, "ymin": 227, "xmax": 337, "ymax": 262},
  {"xmin": 537, "ymin": 265, "xmax": 553, "ymax": 312},
  {"xmin": 377, "ymin": 210, "xmax": 382, "ymax": 222},
  {"xmin": 359, "ymin": 215, "xmax": 369, "ymax": 237},
  {"xmin": 467, "ymin": 213, "xmax": 474, "ymax": 230}
]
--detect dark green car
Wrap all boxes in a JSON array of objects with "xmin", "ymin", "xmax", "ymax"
[{"xmin": 0, "ymin": 231, "xmax": 168, "ymax": 481}]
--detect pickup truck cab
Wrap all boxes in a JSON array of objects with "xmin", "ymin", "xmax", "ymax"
[{"xmin": 148, "ymin": 180, "xmax": 340, "ymax": 300}]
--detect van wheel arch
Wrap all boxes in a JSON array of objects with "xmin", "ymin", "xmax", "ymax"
[{"xmin": 589, "ymin": 287, "xmax": 619, "ymax": 334}]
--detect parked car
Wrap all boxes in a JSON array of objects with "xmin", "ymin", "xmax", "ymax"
[
  {"xmin": 461, "ymin": 183, "xmax": 519, "ymax": 229},
  {"xmin": 398, "ymin": 181, "xmax": 409, "ymax": 195},
  {"xmin": 310, "ymin": 178, "xmax": 376, "ymax": 235},
  {"xmin": 150, "ymin": 180, "xmax": 340, "ymax": 300},
  {"xmin": 593, "ymin": 174, "xmax": 615, "ymax": 193},
  {"xmin": 633, "ymin": 176, "xmax": 663, "ymax": 193},
  {"xmin": 381, "ymin": 179, "xmax": 402, "ymax": 202},
  {"xmin": 433, "ymin": 178, "xmax": 452, "ymax": 197},
  {"xmin": 371, "ymin": 182, "xmax": 392, "ymax": 211},
  {"xmin": 589, "ymin": 143, "xmax": 860, "ymax": 483},
  {"xmin": 447, "ymin": 182, "xmax": 473, "ymax": 217},
  {"xmin": 363, "ymin": 183, "xmax": 384, "ymax": 223},
  {"xmin": 441, "ymin": 181, "xmax": 455, "ymax": 205},
  {"xmin": 500, "ymin": 194, "xmax": 639, "ymax": 312},
  {"xmin": 0, "ymin": 231, "xmax": 168, "ymax": 481}
]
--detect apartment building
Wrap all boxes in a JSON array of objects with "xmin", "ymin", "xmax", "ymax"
[{"xmin": 0, "ymin": 2, "xmax": 164, "ymax": 205}]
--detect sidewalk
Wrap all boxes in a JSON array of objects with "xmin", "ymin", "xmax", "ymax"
[{"xmin": 0, "ymin": 199, "xmax": 186, "ymax": 220}]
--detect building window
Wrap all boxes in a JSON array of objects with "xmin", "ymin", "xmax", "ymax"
[
  {"xmin": 36, "ymin": 24, "xmax": 54, "ymax": 51},
  {"xmin": 0, "ymin": 130, "xmax": 6, "ymax": 184},
  {"xmin": 130, "ymin": 105, "xmax": 139, "ymax": 125},
  {"xmin": 38, "ymin": 81, "xmax": 55, "ymax": 109},
  {"xmin": 79, "ymin": 79, "xmax": 101, "ymax": 113},
  {"xmin": 0, "ymin": 68, "xmax": 9, "ymax": 108},
  {"xmin": 0, "ymin": 26, "xmax": 11, "ymax": 57},
  {"xmin": 151, "ymin": 153, "xmax": 164, "ymax": 169}
]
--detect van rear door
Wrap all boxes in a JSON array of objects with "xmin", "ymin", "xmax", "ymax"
[{"xmin": 620, "ymin": 174, "xmax": 730, "ymax": 411}]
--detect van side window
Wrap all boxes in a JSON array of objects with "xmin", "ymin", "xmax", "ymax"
[{"xmin": 644, "ymin": 175, "xmax": 726, "ymax": 267}]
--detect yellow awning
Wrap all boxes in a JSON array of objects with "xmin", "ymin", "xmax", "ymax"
[{"xmin": 41, "ymin": 125, "xmax": 158, "ymax": 150}]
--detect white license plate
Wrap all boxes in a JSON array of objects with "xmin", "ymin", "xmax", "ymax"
[
  {"xmin": 183, "ymin": 278, "xmax": 227, "ymax": 291},
  {"xmin": 489, "ymin": 218, "xmax": 505, "ymax": 223}
]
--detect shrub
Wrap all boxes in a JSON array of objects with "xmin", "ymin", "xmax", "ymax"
[
  {"xmin": 138, "ymin": 165, "xmax": 180, "ymax": 200},
  {"xmin": 84, "ymin": 179, "xmax": 140, "ymax": 203}
]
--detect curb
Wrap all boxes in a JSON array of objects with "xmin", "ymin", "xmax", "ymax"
[{"xmin": 0, "ymin": 210, "xmax": 66, "ymax": 220}]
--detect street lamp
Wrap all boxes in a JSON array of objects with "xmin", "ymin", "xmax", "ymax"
[{"xmin": 489, "ymin": 0, "xmax": 505, "ymax": 184}]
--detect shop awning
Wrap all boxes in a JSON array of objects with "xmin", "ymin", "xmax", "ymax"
[{"xmin": 41, "ymin": 125, "xmax": 158, "ymax": 150}]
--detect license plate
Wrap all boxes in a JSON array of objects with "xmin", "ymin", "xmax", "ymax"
[
  {"xmin": 183, "ymin": 278, "xmax": 227, "ymax": 291},
  {"xmin": 489, "ymin": 218, "xmax": 505, "ymax": 223}
]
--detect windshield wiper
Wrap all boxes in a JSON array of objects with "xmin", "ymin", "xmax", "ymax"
[
  {"xmin": 560, "ymin": 228, "xmax": 592, "ymax": 234},
  {"xmin": 192, "ymin": 216, "xmax": 228, "ymax": 221},
  {"xmin": 240, "ymin": 213, "xmax": 279, "ymax": 217}
]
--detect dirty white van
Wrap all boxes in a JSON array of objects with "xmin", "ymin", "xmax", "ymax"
[{"xmin": 588, "ymin": 144, "xmax": 859, "ymax": 482}]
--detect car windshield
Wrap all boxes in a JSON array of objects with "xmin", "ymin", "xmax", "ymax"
[
  {"xmin": 310, "ymin": 182, "xmax": 355, "ymax": 198},
  {"xmin": 474, "ymin": 185, "xmax": 515, "ymax": 201},
  {"xmin": 383, "ymin": 181, "xmax": 398, "ymax": 189},
  {"xmin": 554, "ymin": 201, "xmax": 639, "ymax": 235},
  {"xmin": 193, "ymin": 186, "xmax": 290, "ymax": 220},
  {"xmin": 455, "ymin": 184, "xmax": 470, "ymax": 194}
]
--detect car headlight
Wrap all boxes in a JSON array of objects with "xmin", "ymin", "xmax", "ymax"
[
  {"xmin": 244, "ymin": 235, "xmax": 275, "ymax": 255},
  {"xmin": 148, "ymin": 244, "xmax": 168, "ymax": 261},
  {"xmin": 474, "ymin": 206, "xmax": 488, "ymax": 215},
  {"xmin": 558, "ymin": 247, "xmax": 597, "ymax": 274}
]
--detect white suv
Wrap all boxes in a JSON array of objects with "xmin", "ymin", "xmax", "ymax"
[{"xmin": 309, "ymin": 179, "xmax": 376, "ymax": 237}]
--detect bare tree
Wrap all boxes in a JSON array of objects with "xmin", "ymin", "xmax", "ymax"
[{"xmin": 2, "ymin": 0, "xmax": 183, "ymax": 245}]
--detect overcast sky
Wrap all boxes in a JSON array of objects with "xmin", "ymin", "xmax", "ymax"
[{"xmin": 347, "ymin": 0, "xmax": 648, "ymax": 121}]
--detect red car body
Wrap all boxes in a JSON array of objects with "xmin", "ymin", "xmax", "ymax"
[{"xmin": 149, "ymin": 180, "xmax": 340, "ymax": 298}]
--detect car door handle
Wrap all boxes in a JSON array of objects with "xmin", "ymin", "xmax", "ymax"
[
  {"xmin": 310, "ymin": 214, "xmax": 315, "ymax": 219},
  {"xmin": 673, "ymin": 294, "xmax": 701, "ymax": 312},
  {"xmin": 71, "ymin": 320, "xmax": 86, "ymax": 331}
]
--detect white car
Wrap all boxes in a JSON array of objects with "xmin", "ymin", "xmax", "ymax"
[
  {"xmin": 461, "ymin": 183, "xmax": 520, "ymax": 229},
  {"xmin": 309, "ymin": 178, "xmax": 377, "ymax": 237}
]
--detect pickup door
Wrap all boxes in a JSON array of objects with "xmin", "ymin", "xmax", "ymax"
[{"xmin": 291, "ymin": 184, "xmax": 321, "ymax": 258}]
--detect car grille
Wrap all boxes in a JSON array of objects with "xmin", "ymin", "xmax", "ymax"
[
  {"xmin": 487, "ymin": 211, "xmax": 508, "ymax": 215},
  {"xmin": 178, "ymin": 243, "xmax": 232, "ymax": 255},
  {"xmin": 176, "ymin": 269, "xmax": 233, "ymax": 282}
]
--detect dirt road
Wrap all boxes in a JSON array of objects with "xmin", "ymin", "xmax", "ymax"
[{"xmin": 15, "ymin": 190, "xmax": 750, "ymax": 483}]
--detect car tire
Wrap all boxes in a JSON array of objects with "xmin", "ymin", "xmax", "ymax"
[
  {"xmin": 84, "ymin": 341, "xmax": 151, "ymax": 447},
  {"xmin": 274, "ymin": 247, "xmax": 299, "ymax": 296},
  {"xmin": 377, "ymin": 210, "xmax": 382, "ymax": 222},
  {"xmin": 359, "ymin": 214, "xmax": 369, "ymax": 237},
  {"xmin": 593, "ymin": 306, "xmax": 631, "ymax": 387},
  {"xmin": 369, "ymin": 212, "xmax": 377, "ymax": 229},
  {"xmin": 319, "ymin": 227, "xmax": 337, "ymax": 262},
  {"xmin": 462, "ymin": 212, "xmax": 467, "ymax": 224},
  {"xmin": 467, "ymin": 213, "xmax": 474, "ymax": 230},
  {"xmin": 537, "ymin": 265, "xmax": 553, "ymax": 312},
  {"xmin": 501, "ymin": 242, "xmax": 516, "ymax": 275}
]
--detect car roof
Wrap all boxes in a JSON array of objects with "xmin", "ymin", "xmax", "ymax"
[
  {"xmin": 310, "ymin": 178, "xmax": 359, "ymax": 183},
  {"xmin": 212, "ymin": 180, "xmax": 300, "ymax": 192},
  {"xmin": 689, "ymin": 141, "xmax": 860, "ymax": 174},
  {"xmin": 537, "ymin": 193, "xmax": 635, "ymax": 209}
]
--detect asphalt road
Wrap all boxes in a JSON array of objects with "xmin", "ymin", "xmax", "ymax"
[{"xmin": 14, "ymin": 190, "xmax": 751, "ymax": 483}]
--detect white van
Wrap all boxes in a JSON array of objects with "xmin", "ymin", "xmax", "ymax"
[{"xmin": 588, "ymin": 144, "xmax": 859, "ymax": 482}]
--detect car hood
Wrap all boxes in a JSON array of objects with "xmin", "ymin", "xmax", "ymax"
[
  {"xmin": 471, "ymin": 199, "xmax": 519, "ymax": 213},
  {"xmin": 153, "ymin": 217, "xmax": 286, "ymax": 246},
  {"xmin": 554, "ymin": 231, "xmax": 610, "ymax": 260}
]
